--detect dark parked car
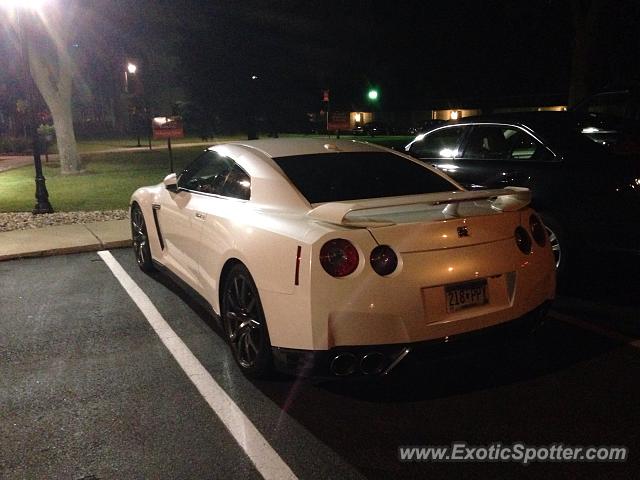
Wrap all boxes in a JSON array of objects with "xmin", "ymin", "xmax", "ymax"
[
  {"xmin": 405, "ymin": 112, "xmax": 640, "ymax": 279},
  {"xmin": 352, "ymin": 121, "xmax": 391, "ymax": 136},
  {"xmin": 570, "ymin": 88, "xmax": 640, "ymax": 155}
]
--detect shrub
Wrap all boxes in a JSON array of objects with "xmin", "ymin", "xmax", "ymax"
[{"xmin": 0, "ymin": 136, "xmax": 32, "ymax": 154}]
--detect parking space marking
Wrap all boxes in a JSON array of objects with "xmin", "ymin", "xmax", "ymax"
[
  {"xmin": 550, "ymin": 311, "xmax": 640, "ymax": 349},
  {"xmin": 97, "ymin": 250, "xmax": 297, "ymax": 480}
]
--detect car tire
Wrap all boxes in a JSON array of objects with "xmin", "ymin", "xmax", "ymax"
[
  {"xmin": 131, "ymin": 204, "xmax": 154, "ymax": 272},
  {"xmin": 539, "ymin": 213, "xmax": 567, "ymax": 283},
  {"xmin": 221, "ymin": 264, "xmax": 273, "ymax": 378}
]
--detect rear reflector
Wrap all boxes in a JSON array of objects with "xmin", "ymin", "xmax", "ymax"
[{"xmin": 295, "ymin": 245, "xmax": 302, "ymax": 285}]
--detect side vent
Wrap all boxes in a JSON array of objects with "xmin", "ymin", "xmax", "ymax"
[{"xmin": 151, "ymin": 204, "xmax": 165, "ymax": 250}]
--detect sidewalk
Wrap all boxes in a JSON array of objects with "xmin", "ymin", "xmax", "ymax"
[{"xmin": 0, "ymin": 220, "xmax": 131, "ymax": 261}]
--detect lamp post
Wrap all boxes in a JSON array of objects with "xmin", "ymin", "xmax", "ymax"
[
  {"xmin": 247, "ymin": 74, "xmax": 259, "ymax": 140},
  {"xmin": 124, "ymin": 61, "xmax": 142, "ymax": 146},
  {"xmin": 124, "ymin": 61, "xmax": 137, "ymax": 93},
  {"xmin": 3, "ymin": 0, "xmax": 53, "ymax": 213}
]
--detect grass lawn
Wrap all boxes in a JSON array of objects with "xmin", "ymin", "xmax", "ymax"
[
  {"xmin": 0, "ymin": 134, "xmax": 414, "ymax": 213},
  {"xmin": 70, "ymin": 133, "xmax": 412, "ymax": 153},
  {"xmin": 58, "ymin": 135, "xmax": 247, "ymax": 154},
  {"xmin": 0, "ymin": 147, "xmax": 205, "ymax": 213}
]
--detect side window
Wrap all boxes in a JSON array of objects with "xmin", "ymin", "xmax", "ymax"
[
  {"xmin": 178, "ymin": 151, "xmax": 250, "ymax": 199},
  {"xmin": 409, "ymin": 127, "xmax": 464, "ymax": 158},
  {"xmin": 220, "ymin": 164, "xmax": 251, "ymax": 200},
  {"xmin": 463, "ymin": 126, "xmax": 547, "ymax": 161},
  {"xmin": 178, "ymin": 151, "xmax": 232, "ymax": 194}
]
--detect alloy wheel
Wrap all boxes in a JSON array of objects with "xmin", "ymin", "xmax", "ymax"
[
  {"xmin": 222, "ymin": 270, "xmax": 268, "ymax": 370},
  {"xmin": 131, "ymin": 205, "xmax": 153, "ymax": 271},
  {"xmin": 545, "ymin": 225, "xmax": 561, "ymax": 270}
]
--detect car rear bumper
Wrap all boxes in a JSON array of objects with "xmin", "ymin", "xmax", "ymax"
[{"xmin": 271, "ymin": 300, "xmax": 552, "ymax": 378}]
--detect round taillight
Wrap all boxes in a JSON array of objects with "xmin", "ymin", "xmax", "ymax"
[
  {"xmin": 515, "ymin": 226, "xmax": 532, "ymax": 254},
  {"xmin": 370, "ymin": 245, "xmax": 398, "ymax": 276},
  {"xmin": 529, "ymin": 214, "xmax": 546, "ymax": 247},
  {"xmin": 320, "ymin": 239, "xmax": 359, "ymax": 277}
]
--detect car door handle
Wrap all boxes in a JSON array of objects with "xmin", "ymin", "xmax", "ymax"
[{"xmin": 194, "ymin": 211, "xmax": 206, "ymax": 220}]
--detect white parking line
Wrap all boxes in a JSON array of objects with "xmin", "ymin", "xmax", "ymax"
[
  {"xmin": 97, "ymin": 250, "xmax": 297, "ymax": 480},
  {"xmin": 549, "ymin": 311, "xmax": 640, "ymax": 350}
]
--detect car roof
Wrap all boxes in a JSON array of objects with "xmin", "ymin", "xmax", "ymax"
[
  {"xmin": 450, "ymin": 111, "xmax": 570, "ymax": 127},
  {"xmin": 204, "ymin": 138, "xmax": 398, "ymax": 211}
]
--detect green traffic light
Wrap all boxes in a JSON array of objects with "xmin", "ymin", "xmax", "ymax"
[{"xmin": 367, "ymin": 89, "xmax": 379, "ymax": 101}]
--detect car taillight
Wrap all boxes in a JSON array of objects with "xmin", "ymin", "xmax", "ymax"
[
  {"xmin": 320, "ymin": 239, "xmax": 359, "ymax": 277},
  {"xmin": 370, "ymin": 245, "xmax": 398, "ymax": 276},
  {"xmin": 529, "ymin": 214, "xmax": 546, "ymax": 247},
  {"xmin": 515, "ymin": 226, "xmax": 532, "ymax": 254}
]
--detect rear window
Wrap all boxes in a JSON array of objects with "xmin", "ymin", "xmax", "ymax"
[{"xmin": 273, "ymin": 152, "xmax": 456, "ymax": 204}]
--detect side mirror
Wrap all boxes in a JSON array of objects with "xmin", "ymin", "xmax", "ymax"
[{"xmin": 163, "ymin": 173, "xmax": 178, "ymax": 192}]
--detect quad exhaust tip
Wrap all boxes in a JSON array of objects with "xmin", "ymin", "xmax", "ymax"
[
  {"xmin": 330, "ymin": 353, "xmax": 358, "ymax": 376},
  {"xmin": 330, "ymin": 349, "xmax": 410, "ymax": 376},
  {"xmin": 360, "ymin": 352, "xmax": 385, "ymax": 375}
]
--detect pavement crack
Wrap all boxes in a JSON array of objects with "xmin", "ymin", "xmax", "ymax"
[{"xmin": 83, "ymin": 225, "xmax": 104, "ymax": 248}]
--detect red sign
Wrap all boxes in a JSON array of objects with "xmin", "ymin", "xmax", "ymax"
[
  {"xmin": 152, "ymin": 116, "xmax": 184, "ymax": 139},
  {"xmin": 327, "ymin": 111, "xmax": 350, "ymax": 131}
]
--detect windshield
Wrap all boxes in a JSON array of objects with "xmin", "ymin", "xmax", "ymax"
[
  {"xmin": 573, "ymin": 91, "xmax": 629, "ymax": 119},
  {"xmin": 273, "ymin": 152, "xmax": 457, "ymax": 204}
]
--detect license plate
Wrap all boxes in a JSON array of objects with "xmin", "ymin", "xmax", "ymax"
[{"xmin": 445, "ymin": 279, "xmax": 489, "ymax": 313}]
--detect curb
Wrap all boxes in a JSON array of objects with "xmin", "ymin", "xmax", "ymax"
[
  {"xmin": 0, "ymin": 220, "xmax": 131, "ymax": 262},
  {"xmin": 0, "ymin": 239, "xmax": 131, "ymax": 262}
]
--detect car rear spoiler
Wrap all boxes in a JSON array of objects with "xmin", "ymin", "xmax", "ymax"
[{"xmin": 307, "ymin": 187, "xmax": 531, "ymax": 226}]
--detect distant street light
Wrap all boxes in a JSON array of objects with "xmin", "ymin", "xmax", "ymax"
[
  {"xmin": 248, "ymin": 74, "xmax": 260, "ymax": 139},
  {"xmin": 2, "ymin": 0, "xmax": 54, "ymax": 213},
  {"xmin": 124, "ymin": 61, "xmax": 137, "ymax": 93}
]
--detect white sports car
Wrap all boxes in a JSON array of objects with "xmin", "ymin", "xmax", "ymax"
[{"xmin": 130, "ymin": 138, "xmax": 555, "ymax": 378}]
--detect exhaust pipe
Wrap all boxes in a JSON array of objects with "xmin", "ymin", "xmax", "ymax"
[
  {"xmin": 382, "ymin": 347, "xmax": 411, "ymax": 376},
  {"xmin": 360, "ymin": 352, "xmax": 385, "ymax": 375},
  {"xmin": 330, "ymin": 353, "xmax": 357, "ymax": 376}
]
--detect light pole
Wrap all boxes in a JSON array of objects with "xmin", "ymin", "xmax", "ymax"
[
  {"xmin": 247, "ymin": 74, "xmax": 259, "ymax": 140},
  {"xmin": 124, "ymin": 61, "xmax": 137, "ymax": 93},
  {"xmin": 124, "ymin": 61, "xmax": 142, "ymax": 146},
  {"xmin": 3, "ymin": 0, "xmax": 53, "ymax": 213}
]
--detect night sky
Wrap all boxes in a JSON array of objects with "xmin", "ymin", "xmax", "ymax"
[
  {"xmin": 162, "ymin": 0, "xmax": 638, "ymax": 110},
  {"xmin": 3, "ymin": 0, "xmax": 639, "ymax": 119},
  {"xmin": 170, "ymin": 0, "xmax": 574, "ymax": 108}
]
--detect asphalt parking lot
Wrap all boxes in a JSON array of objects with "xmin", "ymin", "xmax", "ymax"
[{"xmin": 2, "ymin": 249, "xmax": 639, "ymax": 479}]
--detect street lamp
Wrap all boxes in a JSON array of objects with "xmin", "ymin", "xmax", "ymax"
[
  {"xmin": 124, "ymin": 61, "xmax": 137, "ymax": 93},
  {"xmin": 247, "ymin": 74, "xmax": 260, "ymax": 140},
  {"xmin": 2, "ymin": 0, "xmax": 54, "ymax": 213}
]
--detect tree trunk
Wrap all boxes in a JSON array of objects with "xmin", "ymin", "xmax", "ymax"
[
  {"xmin": 27, "ymin": 22, "xmax": 82, "ymax": 174},
  {"xmin": 48, "ymin": 100, "xmax": 81, "ymax": 174},
  {"xmin": 568, "ymin": 0, "xmax": 607, "ymax": 107}
]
